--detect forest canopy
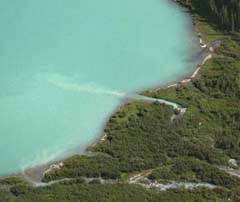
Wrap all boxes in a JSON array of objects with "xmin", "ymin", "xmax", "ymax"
[{"xmin": 179, "ymin": 0, "xmax": 240, "ymax": 31}]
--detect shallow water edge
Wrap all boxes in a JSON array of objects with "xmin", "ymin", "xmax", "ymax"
[{"xmin": 0, "ymin": 0, "xmax": 203, "ymax": 182}]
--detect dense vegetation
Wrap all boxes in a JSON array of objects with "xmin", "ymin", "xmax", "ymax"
[
  {"xmin": 178, "ymin": 0, "xmax": 240, "ymax": 31},
  {"xmin": 0, "ymin": 181, "xmax": 237, "ymax": 202},
  {"xmin": 44, "ymin": 101, "xmax": 228, "ymax": 182},
  {"xmin": 145, "ymin": 39, "xmax": 240, "ymax": 161},
  {"xmin": 43, "ymin": 38, "xmax": 240, "ymax": 199},
  {"xmin": 149, "ymin": 157, "xmax": 240, "ymax": 189},
  {"xmin": 0, "ymin": 1, "xmax": 239, "ymax": 201},
  {"xmin": 43, "ymin": 155, "xmax": 121, "ymax": 181}
]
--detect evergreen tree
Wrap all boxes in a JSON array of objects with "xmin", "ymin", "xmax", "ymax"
[{"xmin": 181, "ymin": 0, "xmax": 240, "ymax": 32}]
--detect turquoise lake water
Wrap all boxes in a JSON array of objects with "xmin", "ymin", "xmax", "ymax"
[{"xmin": 0, "ymin": 0, "xmax": 200, "ymax": 175}]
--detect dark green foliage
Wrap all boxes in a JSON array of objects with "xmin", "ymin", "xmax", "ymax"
[
  {"xmin": 149, "ymin": 158, "xmax": 240, "ymax": 189},
  {"xmin": 0, "ymin": 190, "xmax": 16, "ymax": 202},
  {"xmin": 178, "ymin": 0, "xmax": 240, "ymax": 32},
  {"xmin": 1, "ymin": 183, "xmax": 239, "ymax": 202},
  {"xmin": 93, "ymin": 101, "xmax": 227, "ymax": 168},
  {"xmin": 0, "ymin": 177, "xmax": 24, "ymax": 186},
  {"xmin": 145, "ymin": 39, "xmax": 240, "ymax": 161},
  {"xmin": 44, "ymin": 155, "xmax": 121, "ymax": 182},
  {"xmin": 44, "ymin": 100, "xmax": 229, "ymax": 182}
]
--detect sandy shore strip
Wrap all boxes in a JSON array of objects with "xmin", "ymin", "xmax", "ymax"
[
  {"xmin": 160, "ymin": 53, "xmax": 212, "ymax": 89},
  {"xmin": 149, "ymin": 39, "xmax": 220, "ymax": 93},
  {"xmin": 198, "ymin": 33, "xmax": 207, "ymax": 48},
  {"xmin": 163, "ymin": 45, "xmax": 216, "ymax": 89}
]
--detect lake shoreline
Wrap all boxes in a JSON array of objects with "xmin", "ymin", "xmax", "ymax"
[
  {"xmin": 21, "ymin": 43, "xmax": 216, "ymax": 184},
  {"xmin": 0, "ymin": 0, "xmax": 212, "ymax": 184}
]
